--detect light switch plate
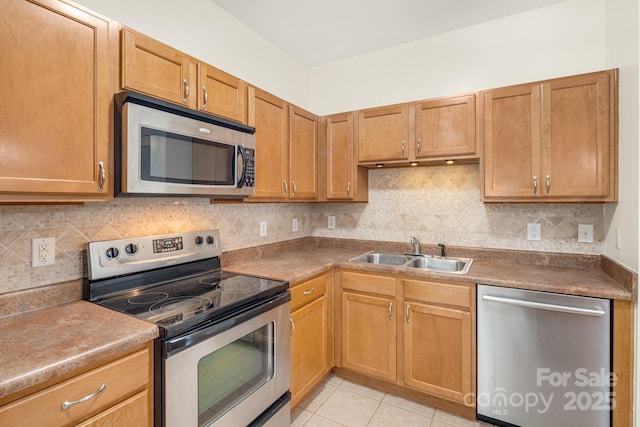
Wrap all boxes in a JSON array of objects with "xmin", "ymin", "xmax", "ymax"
[
  {"xmin": 259, "ymin": 221, "xmax": 267, "ymax": 237},
  {"xmin": 292, "ymin": 218, "xmax": 298, "ymax": 232},
  {"xmin": 328, "ymin": 216, "xmax": 336, "ymax": 229}
]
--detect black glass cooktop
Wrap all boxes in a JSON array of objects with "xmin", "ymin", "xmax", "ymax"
[{"xmin": 94, "ymin": 268, "xmax": 288, "ymax": 338}]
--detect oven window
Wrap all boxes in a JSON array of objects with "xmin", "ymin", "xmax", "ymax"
[
  {"xmin": 197, "ymin": 322, "xmax": 275, "ymax": 426},
  {"xmin": 140, "ymin": 127, "xmax": 235, "ymax": 186}
]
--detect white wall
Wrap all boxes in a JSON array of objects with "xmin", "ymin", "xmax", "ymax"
[
  {"xmin": 308, "ymin": 0, "xmax": 607, "ymax": 115},
  {"xmin": 73, "ymin": 0, "xmax": 310, "ymax": 109}
]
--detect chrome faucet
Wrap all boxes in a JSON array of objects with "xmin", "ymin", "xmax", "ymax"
[
  {"xmin": 438, "ymin": 243, "xmax": 446, "ymax": 257},
  {"xmin": 410, "ymin": 237, "xmax": 420, "ymax": 255}
]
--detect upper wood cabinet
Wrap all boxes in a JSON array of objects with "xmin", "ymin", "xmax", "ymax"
[
  {"xmin": 197, "ymin": 63, "xmax": 246, "ymax": 122},
  {"xmin": 358, "ymin": 105, "xmax": 410, "ymax": 163},
  {"xmin": 122, "ymin": 29, "xmax": 246, "ymax": 123},
  {"xmin": 320, "ymin": 113, "xmax": 368, "ymax": 202},
  {"xmin": 0, "ymin": 0, "xmax": 112, "ymax": 202},
  {"xmin": 289, "ymin": 106, "xmax": 318, "ymax": 200},
  {"xmin": 247, "ymin": 87, "xmax": 317, "ymax": 201},
  {"xmin": 122, "ymin": 29, "xmax": 197, "ymax": 109},
  {"xmin": 357, "ymin": 95, "xmax": 478, "ymax": 166},
  {"xmin": 482, "ymin": 69, "xmax": 617, "ymax": 202},
  {"xmin": 414, "ymin": 95, "xmax": 476, "ymax": 160},
  {"xmin": 247, "ymin": 86, "xmax": 289, "ymax": 199}
]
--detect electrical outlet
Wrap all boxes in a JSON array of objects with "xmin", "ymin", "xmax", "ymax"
[
  {"xmin": 259, "ymin": 221, "xmax": 267, "ymax": 237},
  {"xmin": 328, "ymin": 216, "xmax": 336, "ymax": 229},
  {"xmin": 578, "ymin": 224, "xmax": 594, "ymax": 243},
  {"xmin": 32, "ymin": 237, "xmax": 55, "ymax": 267},
  {"xmin": 527, "ymin": 223, "xmax": 541, "ymax": 241},
  {"xmin": 292, "ymin": 218, "xmax": 298, "ymax": 232}
]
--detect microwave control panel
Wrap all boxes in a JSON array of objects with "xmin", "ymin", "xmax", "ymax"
[{"xmin": 242, "ymin": 148, "xmax": 255, "ymax": 188}]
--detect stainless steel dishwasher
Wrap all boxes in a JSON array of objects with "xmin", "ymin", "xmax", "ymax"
[{"xmin": 477, "ymin": 284, "xmax": 612, "ymax": 427}]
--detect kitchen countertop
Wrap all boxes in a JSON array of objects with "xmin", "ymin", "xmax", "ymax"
[
  {"xmin": 0, "ymin": 300, "xmax": 158, "ymax": 400},
  {"xmin": 223, "ymin": 246, "xmax": 633, "ymax": 300},
  {"xmin": 0, "ymin": 238, "xmax": 633, "ymax": 405}
]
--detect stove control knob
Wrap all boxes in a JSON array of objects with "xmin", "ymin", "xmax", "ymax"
[
  {"xmin": 206, "ymin": 235, "xmax": 215, "ymax": 245},
  {"xmin": 105, "ymin": 247, "xmax": 119, "ymax": 260},
  {"xmin": 195, "ymin": 236, "xmax": 204, "ymax": 245},
  {"xmin": 125, "ymin": 243, "xmax": 138, "ymax": 255}
]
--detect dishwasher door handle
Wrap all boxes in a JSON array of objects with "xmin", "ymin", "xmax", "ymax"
[{"xmin": 481, "ymin": 294, "xmax": 607, "ymax": 317}]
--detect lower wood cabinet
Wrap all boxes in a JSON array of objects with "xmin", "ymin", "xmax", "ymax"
[
  {"xmin": 403, "ymin": 279, "xmax": 474, "ymax": 404},
  {"xmin": 290, "ymin": 272, "xmax": 333, "ymax": 408},
  {"xmin": 335, "ymin": 270, "xmax": 475, "ymax": 409},
  {"xmin": 0, "ymin": 342, "xmax": 154, "ymax": 427}
]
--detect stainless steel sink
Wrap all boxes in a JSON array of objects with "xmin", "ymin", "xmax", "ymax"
[
  {"xmin": 349, "ymin": 251, "xmax": 473, "ymax": 274},
  {"xmin": 350, "ymin": 252, "xmax": 414, "ymax": 266},
  {"xmin": 404, "ymin": 256, "xmax": 472, "ymax": 274}
]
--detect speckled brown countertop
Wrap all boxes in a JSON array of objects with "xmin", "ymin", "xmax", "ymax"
[
  {"xmin": 222, "ymin": 239, "xmax": 634, "ymax": 301},
  {"xmin": 0, "ymin": 301, "xmax": 158, "ymax": 399}
]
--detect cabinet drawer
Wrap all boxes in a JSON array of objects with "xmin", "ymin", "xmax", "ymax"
[
  {"xmin": 341, "ymin": 271, "xmax": 396, "ymax": 297},
  {"xmin": 0, "ymin": 348, "xmax": 150, "ymax": 427},
  {"xmin": 403, "ymin": 279, "xmax": 471, "ymax": 309},
  {"xmin": 291, "ymin": 274, "xmax": 327, "ymax": 311}
]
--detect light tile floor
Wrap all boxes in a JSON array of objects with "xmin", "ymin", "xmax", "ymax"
[{"xmin": 291, "ymin": 375, "xmax": 496, "ymax": 427}]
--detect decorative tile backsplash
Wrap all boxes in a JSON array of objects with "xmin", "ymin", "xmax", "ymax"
[
  {"xmin": 0, "ymin": 199, "xmax": 309, "ymax": 294},
  {"xmin": 0, "ymin": 164, "xmax": 604, "ymax": 294},
  {"xmin": 311, "ymin": 165, "xmax": 604, "ymax": 256}
]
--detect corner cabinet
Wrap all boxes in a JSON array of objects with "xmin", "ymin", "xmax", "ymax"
[
  {"xmin": 482, "ymin": 69, "xmax": 618, "ymax": 202},
  {"xmin": 0, "ymin": 0, "xmax": 112, "ymax": 202},
  {"xmin": 290, "ymin": 272, "xmax": 333, "ymax": 408},
  {"xmin": 319, "ymin": 113, "xmax": 368, "ymax": 202},
  {"xmin": 0, "ymin": 343, "xmax": 154, "ymax": 427},
  {"xmin": 247, "ymin": 86, "xmax": 317, "ymax": 201},
  {"xmin": 122, "ymin": 28, "xmax": 246, "ymax": 123}
]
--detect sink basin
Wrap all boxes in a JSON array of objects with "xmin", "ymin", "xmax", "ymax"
[
  {"xmin": 405, "ymin": 256, "xmax": 472, "ymax": 274},
  {"xmin": 349, "ymin": 251, "xmax": 473, "ymax": 274},
  {"xmin": 350, "ymin": 252, "xmax": 414, "ymax": 266}
]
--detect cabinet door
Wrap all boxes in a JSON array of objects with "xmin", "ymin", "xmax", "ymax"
[
  {"xmin": 541, "ymin": 71, "xmax": 614, "ymax": 199},
  {"xmin": 122, "ymin": 29, "xmax": 196, "ymax": 109},
  {"xmin": 197, "ymin": 63, "xmax": 246, "ymax": 123},
  {"xmin": 404, "ymin": 303, "xmax": 472, "ymax": 403},
  {"xmin": 0, "ymin": 0, "xmax": 111, "ymax": 201},
  {"xmin": 414, "ymin": 95, "xmax": 476, "ymax": 159},
  {"xmin": 247, "ymin": 86, "xmax": 289, "ymax": 199},
  {"xmin": 290, "ymin": 296, "xmax": 329, "ymax": 407},
  {"xmin": 326, "ymin": 113, "xmax": 354, "ymax": 200},
  {"xmin": 358, "ymin": 106, "xmax": 409, "ymax": 163},
  {"xmin": 341, "ymin": 292, "xmax": 396, "ymax": 381},
  {"xmin": 482, "ymin": 84, "xmax": 542, "ymax": 199},
  {"xmin": 289, "ymin": 106, "xmax": 318, "ymax": 200}
]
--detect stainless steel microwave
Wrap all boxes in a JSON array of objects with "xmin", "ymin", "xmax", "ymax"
[{"xmin": 114, "ymin": 91, "xmax": 256, "ymax": 198}]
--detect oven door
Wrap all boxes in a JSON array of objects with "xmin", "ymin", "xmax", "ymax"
[{"xmin": 163, "ymin": 293, "xmax": 290, "ymax": 427}]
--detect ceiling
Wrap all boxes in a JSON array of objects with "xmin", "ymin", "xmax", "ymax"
[{"xmin": 209, "ymin": 0, "xmax": 567, "ymax": 66}]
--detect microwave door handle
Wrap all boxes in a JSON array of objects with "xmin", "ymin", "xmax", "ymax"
[{"xmin": 236, "ymin": 145, "xmax": 247, "ymax": 188}]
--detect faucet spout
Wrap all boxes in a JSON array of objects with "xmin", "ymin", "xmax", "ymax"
[
  {"xmin": 438, "ymin": 243, "xmax": 446, "ymax": 257},
  {"xmin": 410, "ymin": 237, "xmax": 420, "ymax": 255}
]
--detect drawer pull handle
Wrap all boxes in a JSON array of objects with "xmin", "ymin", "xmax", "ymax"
[
  {"xmin": 97, "ymin": 161, "xmax": 106, "ymax": 192},
  {"xmin": 289, "ymin": 317, "xmax": 295, "ymax": 337},
  {"xmin": 61, "ymin": 384, "xmax": 107, "ymax": 410},
  {"xmin": 303, "ymin": 287, "xmax": 315, "ymax": 295},
  {"xmin": 183, "ymin": 79, "xmax": 189, "ymax": 103}
]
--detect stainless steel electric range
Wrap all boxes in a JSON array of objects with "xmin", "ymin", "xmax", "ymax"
[{"xmin": 85, "ymin": 230, "xmax": 291, "ymax": 427}]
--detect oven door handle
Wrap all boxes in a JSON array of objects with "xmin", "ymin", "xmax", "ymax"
[{"xmin": 164, "ymin": 291, "xmax": 291, "ymax": 357}]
